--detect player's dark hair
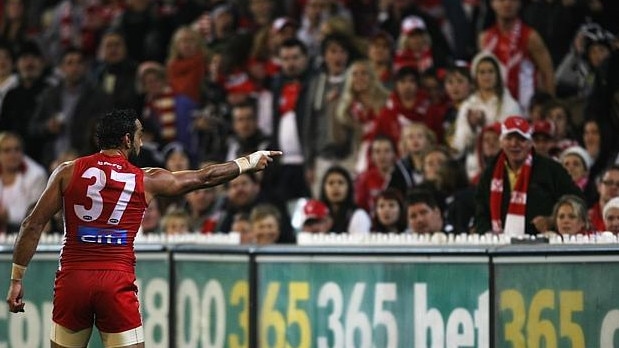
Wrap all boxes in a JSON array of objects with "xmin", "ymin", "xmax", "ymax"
[{"xmin": 96, "ymin": 109, "xmax": 138, "ymax": 150}]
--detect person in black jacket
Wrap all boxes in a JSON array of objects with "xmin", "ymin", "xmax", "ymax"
[
  {"xmin": 0, "ymin": 40, "xmax": 52, "ymax": 163},
  {"xmin": 475, "ymin": 115, "xmax": 582, "ymax": 235}
]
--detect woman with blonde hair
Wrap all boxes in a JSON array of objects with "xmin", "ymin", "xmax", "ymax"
[
  {"xmin": 166, "ymin": 26, "xmax": 207, "ymax": 103},
  {"xmin": 548, "ymin": 194, "xmax": 593, "ymax": 236},
  {"xmin": 336, "ymin": 60, "xmax": 390, "ymax": 174},
  {"xmin": 387, "ymin": 122, "xmax": 437, "ymax": 197}
]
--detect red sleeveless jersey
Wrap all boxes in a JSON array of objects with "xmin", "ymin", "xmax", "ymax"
[
  {"xmin": 59, "ymin": 152, "xmax": 147, "ymax": 272},
  {"xmin": 481, "ymin": 19, "xmax": 536, "ymax": 108}
]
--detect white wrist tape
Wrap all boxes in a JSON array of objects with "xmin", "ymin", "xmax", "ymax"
[
  {"xmin": 234, "ymin": 157, "xmax": 251, "ymax": 174},
  {"xmin": 234, "ymin": 151, "xmax": 271, "ymax": 173},
  {"xmin": 249, "ymin": 151, "xmax": 270, "ymax": 167},
  {"xmin": 11, "ymin": 263, "xmax": 27, "ymax": 281}
]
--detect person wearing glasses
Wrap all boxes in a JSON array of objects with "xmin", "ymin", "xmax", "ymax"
[{"xmin": 588, "ymin": 165, "xmax": 619, "ymax": 231}]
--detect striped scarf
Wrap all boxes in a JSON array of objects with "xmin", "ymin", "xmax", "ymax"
[
  {"xmin": 144, "ymin": 86, "xmax": 177, "ymax": 142},
  {"xmin": 490, "ymin": 151, "xmax": 532, "ymax": 235}
]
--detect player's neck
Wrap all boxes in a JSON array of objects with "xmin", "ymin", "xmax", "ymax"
[{"xmin": 101, "ymin": 148, "xmax": 128, "ymax": 159}]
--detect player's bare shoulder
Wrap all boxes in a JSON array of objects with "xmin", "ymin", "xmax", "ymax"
[
  {"xmin": 141, "ymin": 167, "xmax": 176, "ymax": 198},
  {"xmin": 50, "ymin": 159, "xmax": 78, "ymax": 192}
]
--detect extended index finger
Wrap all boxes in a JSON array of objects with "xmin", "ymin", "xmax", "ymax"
[{"xmin": 269, "ymin": 151, "xmax": 283, "ymax": 157}]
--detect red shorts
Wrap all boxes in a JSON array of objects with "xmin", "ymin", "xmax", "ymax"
[{"xmin": 52, "ymin": 269, "xmax": 142, "ymax": 333}]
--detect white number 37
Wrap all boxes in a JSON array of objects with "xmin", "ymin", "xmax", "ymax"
[{"xmin": 74, "ymin": 167, "xmax": 136, "ymax": 225}]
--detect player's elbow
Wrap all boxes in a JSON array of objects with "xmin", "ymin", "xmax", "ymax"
[{"xmin": 20, "ymin": 216, "xmax": 47, "ymax": 238}]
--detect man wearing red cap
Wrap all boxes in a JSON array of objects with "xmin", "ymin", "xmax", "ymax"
[
  {"xmin": 531, "ymin": 119, "xmax": 556, "ymax": 158},
  {"xmin": 301, "ymin": 199, "xmax": 333, "ymax": 233},
  {"xmin": 475, "ymin": 115, "xmax": 582, "ymax": 235}
]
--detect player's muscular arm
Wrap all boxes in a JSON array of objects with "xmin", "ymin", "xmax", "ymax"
[
  {"xmin": 13, "ymin": 162, "xmax": 69, "ymax": 267},
  {"xmin": 144, "ymin": 161, "xmax": 241, "ymax": 197},
  {"xmin": 144, "ymin": 151, "xmax": 282, "ymax": 198}
]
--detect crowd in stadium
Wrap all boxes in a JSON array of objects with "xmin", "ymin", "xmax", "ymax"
[{"xmin": 0, "ymin": 0, "xmax": 619, "ymax": 243}]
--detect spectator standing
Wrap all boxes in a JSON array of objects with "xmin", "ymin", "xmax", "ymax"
[
  {"xmin": 478, "ymin": 0, "xmax": 555, "ymax": 110},
  {"xmin": 555, "ymin": 22, "xmax": 614, "ymax": 119},
  {"xmin": 522, "ymin": 0, "xmax": 588, "ymax": 67},
  {"xmin": 166, "ymin": 26, "xmax": 207, "ymax": 104},
  {"xmin": 306, "ymin": 33, "xmax": 356, "ymax": 196},
  {"xmin": 137, "ymin": 61, "xmax": 197, "ymax": 159},
  {"xmin": 262, "ymin": 38, "xmax": 313, "ymax": 203},
  {"xmin": 586, "ymin": 47, "xmax": 619, "ymax": 154},
  {"xmin": 0, "ymin": 40, "xmax": 51, "ymax": 163},
  {"xmin": 111, "ymin": 0, "xmax": 165, "ymax": 62},
  {"xmin": 393, "ymin": 15, "xmax": 449, "ymax": 74},
  {"xmin": 0, "ymin": 0, "xmax": 34, "ymax": 53},
  {"xmin": 29, "ymin": 48, "xmax": 111, "ymax": 168},
  {"xmin": 336, "ymin": 59, "xmax": 390, "ymax": 174},
  {"xmin": 92, "ymin": 30, "xmax": 139, "ymax": 111},
  {"xmin": 298, "ymin": 0, "xmax": 329, "ymax": 58},
  {"xmin": 378, "ymin": 0, "xmax": 452, "ymax": 64},
  {"xmin": 41, "ymin": 0, "xmax": 108, "ymax": 64},
  {"xmin": 247, "ymin": 17, "xmax": 298, "ymax": 85},
  {"xmin": 245, "ymin": 0, "xmax": 275, "ymax": 31},
  {"xmin": 366, "ymin": 30, "xmax": 394, "ymax": 87},
  {"xmin": 224, "ymin": 99, "xmax": 271, "ymax": 162},
  {"xmin": 475, "ymin": 116, "xmax": 582, "ymax": 235}
]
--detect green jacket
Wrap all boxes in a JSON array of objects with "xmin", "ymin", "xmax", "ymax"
[{"xmin": 475, "ymin": 152, "xmax": 583, "ymax": 235}]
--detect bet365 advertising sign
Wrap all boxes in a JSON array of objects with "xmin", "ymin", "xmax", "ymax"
[
  {"xmin": 255, "ymin": 255, "xmax": 489, "ymax": 347},
  {"xmin": 3, "ymin": 249, "xmax": 619, "ymax": 347}
]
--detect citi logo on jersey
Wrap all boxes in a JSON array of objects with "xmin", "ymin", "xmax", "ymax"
[{"xmin": 77, "ymin": 226, "xmax": 128, "ymax": 245}]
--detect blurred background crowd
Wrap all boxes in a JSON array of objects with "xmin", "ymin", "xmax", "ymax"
[{"xmin": 0, "ymin": 0, "xmax": 618, "ymax": 244}]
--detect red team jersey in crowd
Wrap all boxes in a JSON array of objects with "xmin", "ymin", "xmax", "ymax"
[
  {"xmin": 481, "ymin": 19, "xmax": 536, "ymax": 108},
  {"xmin": 59, "ymin": 152, "xmax": 147, "ymax": 272}
]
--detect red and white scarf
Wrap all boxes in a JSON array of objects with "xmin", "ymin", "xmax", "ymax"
[
  {"xmin": 144, "ymin": 86, "xmax": 177, "ymax": 142},
  {"xmin": 393, "ymin": 47, "xmax": 434, "ymax": 74},
  {"xmin": 490, "ymin": 151, "xmax": 532, "ymax": 235},
  {"xmin": 279, "ymin": 81, "xmax": 301, "ymax": 115}
]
